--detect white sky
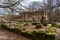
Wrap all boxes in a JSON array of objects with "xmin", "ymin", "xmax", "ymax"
[
  {"xmin": 29, "ymin": 0, "xmax": 43, "ymax": 2},
  {"xmin": 0, "ymin": 0, "xmax": 43, "ymax": 15},
  {"xmin": 21, "ymin": 0, "xmax": 43, "ymax": 8}
]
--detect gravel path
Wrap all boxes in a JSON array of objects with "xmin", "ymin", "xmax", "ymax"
[
  {"xmin": 56, "ymin": 28, "xmax": 60, "ymax": 40},
  {"xmin": 0, "ymin": 29, "xmax": 30, "ymax": 40}
]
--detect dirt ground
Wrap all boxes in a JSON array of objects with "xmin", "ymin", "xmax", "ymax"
[
  {"xmin": 0, "ymin": 29, "xmax": 30, "ymax": 40},
  {"xmin": 56, "ymin": 28, "xmax": 60, "ymax": 40}
]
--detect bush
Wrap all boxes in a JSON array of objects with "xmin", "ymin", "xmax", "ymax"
[
  {"xmin": 47, "ymin": 24, "xmax": 52, "ymax": 27},
  {"xmin": 0, "ymin": 23, "xmax": 56, "ymax": 40},
  {"xmin": 57, "ymin": 25, "xmax": 60, "ymax": 28},
  {"xmin": 1, "ymin": 24, "xmax": 8, "ymax": 29},
  {"xmin": 1, "ymin": 24, "xmax": 14, "ymax": 32},
  {"xmin": 30, "ymin": 30, "xmax": 55, "ymax": 40},
  {"xmin": 36, "ymin": 24, "xmax": 42, "ymax": 29},
  {"xmin": 51, "ymin": 22, "xmax": 57, "ymax": 27},
  {"xmin": 42, "ymin": 23, "xmax": 48, "ymax": 26},
  {"xmin": 23, "ymin": 22, "xmax": 29, "ymax": 26},
  {"xmin": 22, "ymin": 28, "xmax": 25, "ymax": 30},
  {"xmin": 56, "ymin": 23, "xmax": 60, "ymax": 28},
  {"xmin": 51, "ymin": 22, "xmax": 60, "ymax": 28},
  {"xmin": 47, "ymin": 27, "xmax": 57, "ymax": 34},
  {"xmin": 32, "ymin": 23, "xmax": 40, "ymax": 25}
]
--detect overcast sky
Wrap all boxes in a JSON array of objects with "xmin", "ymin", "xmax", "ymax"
[
  {"xmin": 21, "ymin": 0, "xmax": 43, "ymax": 5},
  {"xmin": 0, "ymin": 0, "xmax": 44, "ymax": 16},
  {"xmin": 0, "ymin": 0, "xmax": 58, "ymax": 16}
]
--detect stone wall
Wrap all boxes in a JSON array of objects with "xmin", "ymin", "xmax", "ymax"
[{"xmin": 18, "ymin": 11, "xmax": 44, "ymax": 22}]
